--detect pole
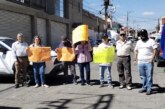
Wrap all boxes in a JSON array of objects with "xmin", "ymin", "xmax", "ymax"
[
  {"xmin": 126, "ymin": 11, "xmax": 131, "ymax": 36},
  {"xmin": 97, "ymin": 17, "xmax": 100, "ymax": 39},
  {"xmin": 105, "ymin": 5, "xmax": 108, "ymax": 35},
  {"xmin": 126, "ymin": 11, "xmax": 129, "ymax": 36}
]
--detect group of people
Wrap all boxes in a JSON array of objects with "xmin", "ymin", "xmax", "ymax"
[
  {"xmin": 59, "ymin": 28, "xmax": 157, "ymax": 96},
  {"xmin": 117, "ymin": 29, "xmax": 157, "ymax": 95},
  {"xmin": 12, "ymin": 33, "xmax": 49, "ymax": 88},
  {"xmin": 12, "ymin": 28, "xmax": 157, "ymax": 95}
]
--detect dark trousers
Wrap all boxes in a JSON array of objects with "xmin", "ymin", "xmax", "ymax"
[
  {"xmin": 78, "ymin": 62, "xmax": 90, "ymax": 84},
  {"xmin": 62, "ymin": 62, "xmax": 76, "ymax": 82},
  {"xmin": 117, "ymin": 56, "xmax": 132, "ymax": 86},
  {"xmin": 15, "ymin": 57, "xmax": 28, "ymax": 84}
]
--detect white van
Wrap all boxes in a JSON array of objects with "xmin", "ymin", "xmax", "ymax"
[{"xmin": 0, "ymin": 37, "xmax": 63, "ymax": 76}]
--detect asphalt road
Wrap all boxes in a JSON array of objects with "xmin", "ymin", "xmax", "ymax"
[{"xmin": 1, "ymin": 54, "xmax": 165, "ymax": 109}]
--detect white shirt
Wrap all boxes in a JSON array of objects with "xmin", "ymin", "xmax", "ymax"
[
  {"xmin": 98, "ymin": 42, "xmax": 112, "ymax": 66},
  {"xmin": 12, "ymin": 41, "xmax": 28, "ymax": 61},
  {"xmin": 116, "ymin": 40, "xmax": 132, "ymax": 56},
  {"xmin": 134, "ymin": 39, "xmax": 157, "ymax": 63}
]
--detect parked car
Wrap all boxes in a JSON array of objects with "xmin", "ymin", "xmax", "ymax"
[
  {"xmin": 95, "ymin": 39, "xmax": 102, "ymax": 46},
  {"xmin": 0, "ymin": 37, "xmax": 63, "ymax": 77}
]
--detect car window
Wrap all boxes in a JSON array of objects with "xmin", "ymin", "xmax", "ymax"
[
  {"xmin": 0, "ymin": 39, "xmax": 15, "ymax": 47},
  {"xmin": 0, "ymin": 43, "xmax": 8, "ymax": 53},
  {"xmin": 156, "ymin": 39, "xmax": 160, "ymax": 43}
]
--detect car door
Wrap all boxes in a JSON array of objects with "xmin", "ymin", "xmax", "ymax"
[{"xmin": 0, "ymin": 42, "xmax": 14, "ymax": 74}]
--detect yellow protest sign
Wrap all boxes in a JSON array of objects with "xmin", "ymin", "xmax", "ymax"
[
  {"xmin": 28, "ymin": 47, "xmax": 51, "ymax": 62},
  {"xmin": 72, "ymin": 24, "xmax": 88, "ymax": 44},
  {"xmin": 57, "ymin": 47, "xmax": 75, "ymax": 61},
  {"xmin": 93, "ymin": 46, "xmax": 115, "ymax": 63}
]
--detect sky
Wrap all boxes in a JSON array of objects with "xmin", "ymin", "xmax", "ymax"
[{"xmin": 83, "ymin": 0, "xmax": 165, "ymax": 32}]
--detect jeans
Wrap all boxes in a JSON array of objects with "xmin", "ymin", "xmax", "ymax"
[
  {"xmin": 138, "ymin": 62, "xmax": 153, "ymax": 92},
  {"xmin": 99, "ymin": 66, "xmax": 112, "ymax": 84},
  {"xmin": 78, "ymin": 62, "xmax": 90, "ymax": 84},
  {"xmin": 33, "ymin": 62, "xmax": 45, "ymax": 85}
]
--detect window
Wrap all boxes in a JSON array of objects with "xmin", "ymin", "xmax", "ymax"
[
  {"xmin": 55, "ymin": 0, "xmax": 64, "ymax": 18},
  {"xmin": 7, "ymin": 0, "xmax": 46, "ymax": 10},
  {"xmin": 7, "ymin": 0, "xmax": 30, "ymax": 6},
  {"xmin": 31, "ymin": 0, "xmax": 46, "ymax": 10}
]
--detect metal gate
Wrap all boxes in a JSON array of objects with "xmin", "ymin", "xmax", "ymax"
[
  {"xmin": 0, "ymin": 10, "xmax": 31, "ymax": 43},
  {"xmin": 51, "ymin": 21, "xmax": 67, "ymax": 49},
  {"xmin": 37, "ymin": 18, "xmax": 47, "ymax": 45}
]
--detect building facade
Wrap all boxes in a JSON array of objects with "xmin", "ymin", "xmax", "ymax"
[{"xmin": 0, "ymin": 0, "xmax": 104, "ymax": 49}]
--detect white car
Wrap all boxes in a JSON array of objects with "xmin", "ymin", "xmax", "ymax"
[{"xmin": 0, "ymin": 37, "xmax": 63, "ymax": 76}]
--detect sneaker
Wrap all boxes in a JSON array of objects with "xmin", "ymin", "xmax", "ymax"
[
  {"xmin": 119, "ymin": 85, "xmax": 124, "ymax": 89},
  {"xmin": 15, "ymin": 84, "xmax": 19, "ymax": 88},
  {"xmin": 108, "ymin": 84, "xmax": 114, "ymax": 89},
  {"xmin": 34, "ymin": 84, "xmax": 39, "ymax": 88},
  {"xmin": 42, "ymin": 84, "xmax": 49, "ymax": 88},
  {"xmin": 100, "ymin": 83, "xmax": 104, "ymax": 88},
  {"xmin": 126, "ymin": 85, "xmax": 132, "ymax": 90},
  {"xmin": 146, "ymin": 90, "xmax": 151, "ymax": 95},
  {"xmin": 99, "ymin": 81, "xmax": 104, "ymax": 88},
  {"xmin": 73, "ymin": 80, "xmax": 78, "ymax": 85},
  {"xmin": 138, "ymin": 88, "xmax": 146, "ymax": 93},
  {"xmin": 86, "ymin": 82, "xmax": 92, "ymax": 86},
  {"xmin": 81, "ymin": 83, "xmax": 85, "ymax": 86}
]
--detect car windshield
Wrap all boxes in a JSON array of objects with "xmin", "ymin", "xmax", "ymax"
[{"xmin": 0, "ymin": 39, "xmax": 15, "ymax": 47}]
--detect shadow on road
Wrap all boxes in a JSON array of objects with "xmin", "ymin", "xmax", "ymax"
[
  {"xmin": 0, "ymin": 106, "xmax": 21, "ymax": 109},
  {"xmin": 39, "ymin": 93, "xmax": 114, "ymax": 109}
]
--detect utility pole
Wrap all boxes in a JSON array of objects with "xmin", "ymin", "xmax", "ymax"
[
  {"xmin": 126, "ymin": 11, "xmax": 131, "ymax": 36},
  {"xmin": 104, "ymin": 0, "xmax": 110, "ymax": 35},
  {"xmin": 97, "ymin": 17, "xmax": 100, "ymax": 39}
]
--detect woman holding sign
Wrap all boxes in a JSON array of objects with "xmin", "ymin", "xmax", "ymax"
[
  {"xmin": 57, "ymin": 36, "xmax": 77, "ymax": 85},
  {"xmin": 29, "ymin": 36, "xmax": 49, "ymax": 88},
  {"xmin": 74, "ymin": 41, "xmax": 92, "ymax": 86}
]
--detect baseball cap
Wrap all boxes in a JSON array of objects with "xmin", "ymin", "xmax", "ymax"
[{"xmin": 120, "ymin": 31, "xmax": 126, "ymax": 35}]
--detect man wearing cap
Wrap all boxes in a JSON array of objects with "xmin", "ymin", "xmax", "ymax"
[
  {"xmin": 134, "ymin": 29, "xmax": 157, "ymax": 95},
  {"xmin": 116, "ymin": 31, "xmax": 132, "ymax": 90},
  {"xmin": 12, "ymin": 33, "xmax": 29, "ymax": 88}
]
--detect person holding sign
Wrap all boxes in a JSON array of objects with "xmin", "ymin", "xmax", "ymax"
[
  {"xmin": 116, "ymin": 31, "xmax": 132, "ymax": 90},
  {"xmin": 98, "ymin": 35, "xmax": 114, "ymax": 88},
  {"xmin": 74, "ymin": 41, "xmax": 92, "ymax": 86},
  {"xmin": 29, "ymin": 36, "xmax": 49, "ymax": 88},
  {"xmin": 57, "ymin": 36, "xmax": 77, "ymax": 85}
]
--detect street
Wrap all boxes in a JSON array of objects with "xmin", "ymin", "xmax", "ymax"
[{"xmin": 0, "ymin": 54, "xmax": 165, "ymax": 109}]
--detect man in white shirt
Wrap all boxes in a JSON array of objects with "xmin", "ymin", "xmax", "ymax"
[
  {"xmin": 12, "ymin": 33, "xmax": 29, "ymax": 88},
  {"xmin": 116, "ymin": 31, "xmax": 132, "ymax": 90},
  {"xmin": 134, "ymin": 29, "xmax": 157, "ymax": 95}
]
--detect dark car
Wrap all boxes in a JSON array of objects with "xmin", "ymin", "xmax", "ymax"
[{"xmin": 95, "ymin": 39, "xmax": 102, "ymax": 46}]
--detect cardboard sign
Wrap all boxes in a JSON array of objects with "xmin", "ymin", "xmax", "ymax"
[
  {"xmin": 28, "ymin": 47, "xmax": 51, "ymax": 62},
  {"xmin": 72, "ymin": 24, "xmax": 88, "ymax": 44},
  {"xmin": 93, "ymin": 46, "xmax": 115, "ymax": 63},
  {"xmin": 57, "ymin": 47, "xmax": 75, "ymax": 61}
]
